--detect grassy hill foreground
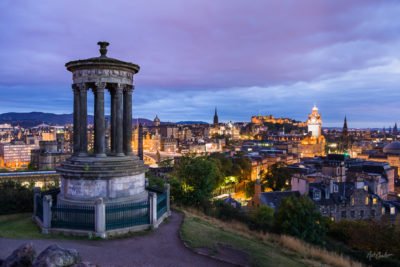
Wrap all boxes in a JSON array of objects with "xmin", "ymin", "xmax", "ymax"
[{"xmin": 179, "ymin": 208, "xmax": 363, "ymax": 267}]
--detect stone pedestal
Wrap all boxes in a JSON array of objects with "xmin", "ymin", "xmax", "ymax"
[{"xmin": 57, "ymin": 155, "xmax": 147, "ymax": 205}]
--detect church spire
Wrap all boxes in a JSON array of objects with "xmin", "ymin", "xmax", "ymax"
[
  {"xmin": 213, "ymin": 107, "xmax": 219, "ymax": 126},
  {"xmin": 343, "ymin": 116, "xmax": 348, "ymax": 134}
]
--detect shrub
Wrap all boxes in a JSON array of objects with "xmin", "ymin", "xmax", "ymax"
[{"xmin": 0, "ymin": 180, "xmax": 34, "ymax": 215}]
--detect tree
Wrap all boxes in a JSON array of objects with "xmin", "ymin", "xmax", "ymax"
[
  {"xmin": 264, "ymin": 162, "xmax": 292, "ymax": 191},
  {"xmin": 245, "ymin": 180, "xmax": 255, "ymax": 198},
  {"xmin": 250, "ymin": 205, "xmax": 274, "ymax": 233},
  {"xmin": 231, "ymin": 153, "xmax": 252, "ymax": 181},
  {"xmin": 209, "ymin": 153, "xmax": 233, "ymax": 178},
  {"xmin": 274, "ymin": 195, "xmax": 328, "ymax": 244},
  {"xmin": 171, "ymin": 156, "xmax": 223, "ymax": 207}
]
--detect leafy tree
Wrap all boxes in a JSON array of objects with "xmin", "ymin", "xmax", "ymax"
[
  {"xmin": 0, "ymin": 180, "xmax": 34, "ymax": 215},
  {"xmin": 158, "ymin": 158, "xmax": 173, "ymax": 168},
  {"xmin": 274, "ymin": 195, "xmax": 328, "ymax": 244},
  {"xmin": 250, "ymin": 205, "xmax": 274, "ymax": 233},
  {"xmin": 245, "ymin": 180, "xmax": 255, "ymax": 198},
  {"xmin": 171, "ymin": 156, "xmax": 223, "ymax": 207},
  {"xmin": 213, "ymin": 199, "xmax": 243, "ymax": 221},
  {"xmin": 264, "ymin": 162, "xmax": 292, "ymax": 191},
  {"xmin": 209, "ymin": 153, "xmax": 233, "ymax": 178},
  {"xmin": 231, "ymin": 153, "xmax": 252, "ymax": 181}
]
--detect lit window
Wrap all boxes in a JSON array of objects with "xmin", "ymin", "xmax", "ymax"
[
  {"xmin": 373, "ymin": 198, "xmax": 377, "ymax": 205},
  {"xmin": 382, "ymin": 207, "xmax": 385, "ymax": 215},
  {"xmin": 351, "ymin": 197, "xmax": 355, "ymax": 206},
  {"xmin": 391, "ymin": 207, "xmax": 395, "ymax": 215},
  {"xmin": 365, "ymin": 197, "xmax": 369, "ymax": 205},
  {"xmin": 334, "ymin": 184, "xmax": 338, "ymax": 193},
  {"xmin": 313, "ymin": 190, "xmax": 321, "ymax": 200}
]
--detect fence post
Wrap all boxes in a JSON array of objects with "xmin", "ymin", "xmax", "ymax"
[
  {"xmin": 164, "ymin": 183, "xmax": 171, "ymax": 216},
  {"xmin": 95, "ymin": 198, "xmax": 106, "ymax": 238},
  {"xmin": 149, "ymin": 192, "xmax": 158, "ymax": 228},
  {"xmin": 42, "ymin": 195, "xmax": 52, "ymax": 234},
  {"xmin": 33, "ymin": 187, "xmax": 41, "ymax": 218}
]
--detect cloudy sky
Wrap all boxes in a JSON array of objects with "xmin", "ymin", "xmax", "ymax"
[{"xmin": 0, "ymin": 0, "xmax": 400, "ymax": 128}]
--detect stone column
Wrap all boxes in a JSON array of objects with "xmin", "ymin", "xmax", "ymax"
[
  {"xmin": 95, "ymin": 198, "xmax": 106, "ymax": 238},
  {"xmin": 72, "ymin": 85, "xmax": 81, "ymax": 155},
  {"xmin": 78, "ymin": 83, "xmax": 88, "ymax": 156},
  {"xmin": 42, "ymin": 195, "xmax": 52, "ymax": 234},
  {"xmin": 110, "ymin": 89, "xmax": 117, "ymax": 154},
  {"xmin": 123, "ymin": 87, "xmax": 133, "ymax": 155},
  {"xmin": 138, "ymin": 123, "xmax": 144, "ymax": 160},
  {"xmin": 94, "ymin": 83, "xmax": 106, "ymax": 157},
  {"xmin": 149, "ymin": 192, "xmax": 158, "ymax": 228},
  {"xmin": 115, "ymin": 84, "xmax": 124, "ymax": 156},
  {"xmin": 33, "ymin": 187, "xmax": 41, "ymax": 218},
  {"xmin": 164, "ymin": 183, "xmax": 171, "ymax": 216}
]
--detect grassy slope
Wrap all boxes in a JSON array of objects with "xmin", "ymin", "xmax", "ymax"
[
  {"xmin": 181, "ymin": 213, "xmax": 309, "ymax": 267},
  {"xmin": 0, "ymin": 213, "xmax": 44, "ymax": 239}
]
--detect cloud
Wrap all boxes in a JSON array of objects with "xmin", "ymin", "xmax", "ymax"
[{"xmin": 0, "ymin": 0, "xmax": 399, "ymax": 127}]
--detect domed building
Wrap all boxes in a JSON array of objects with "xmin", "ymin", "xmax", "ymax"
[
  {"xmin": 383, "ymin": 141, "xmax": 400, "ymax": 155},
  {"xmin": 153, "ymin": 115, "xmax": 161, "ymax": 127}
]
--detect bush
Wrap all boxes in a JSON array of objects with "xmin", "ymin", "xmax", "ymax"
[
  {"xmin": 328, "ymin": 220, "xmax": 400, "ymax": 260},
  {"xmin": 274, "ymin": 195, "xmax": 328, "ymax": 245},
  {"xmin": 0, "ymin": 180, "xmax": 34, "ymax": 215},
  {"xmin": 213, "ymin": 199, "xmax": 246, "ymax": 221},
  {"xmin": 248, "ymin": 206, "xmax": 274, "ymax": 233}
]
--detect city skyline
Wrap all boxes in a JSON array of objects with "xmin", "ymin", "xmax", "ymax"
[{"xmin": 1, "ymin": 1, "xmax": 400, "ymax": 127}]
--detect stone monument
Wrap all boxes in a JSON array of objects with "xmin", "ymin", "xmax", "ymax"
[{"xmin": 57, "ymin": 42, "xmax": 147, "ymax": 205}]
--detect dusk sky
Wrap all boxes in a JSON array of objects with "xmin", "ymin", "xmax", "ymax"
[{"xmin": 1, "ymin": 1, "xmax": 400, "ymax": 128}]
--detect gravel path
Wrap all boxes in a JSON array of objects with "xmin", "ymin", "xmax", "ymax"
[{"xmin": 0, "ymin": 212, "xmax": 235, "ymax": 267}]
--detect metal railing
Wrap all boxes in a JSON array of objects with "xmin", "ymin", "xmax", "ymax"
[
  {"xmin": 157, "ymin": 192, "xmax": 167, "ymax": 219},
  {"xmin": 51, "ymin": 204, "xmax": 95, "ymax": 231},
  {"xmin": 105, "ymin": 200, "xmax": 150, "ymax": 230},
  {"xmin": 35, "ymin": 194, "xmax": 43, "ymax": 221},
  {"xmin": 41, "ymin": 188, "xmax": 60, "ymax": 206}
]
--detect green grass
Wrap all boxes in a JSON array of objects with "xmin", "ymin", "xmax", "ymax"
[
  {"xmin": 0, "ymin": 213, "xmax": 44, "ymax": 239},
  {"xmin": 0, "ymin": 213, "xmax": 92, "ymax": 240},
  {"xmin": 180, "ymin": 214, "xmax": 308, "ymax": 267},
  {"xmin": 0, "ymin": 213, "xmax": 155, "ymax": 240}
]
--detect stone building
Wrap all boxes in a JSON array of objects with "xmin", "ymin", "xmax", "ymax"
[
  {"xmin": 309, "ymin": 181, "xmax": 382, "ymax": 222},
  {"xmin": 31, "ymin": 140, "xmax": 70, "ymax": 170},
  {"xmin": 0, "ymin": 142, "xmax": 37, "ymax": 169}
]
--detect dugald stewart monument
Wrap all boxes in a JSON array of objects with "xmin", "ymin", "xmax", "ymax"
[{"xmin": 33, "ymin": 42, "xmax": 170, "ymax": 238}]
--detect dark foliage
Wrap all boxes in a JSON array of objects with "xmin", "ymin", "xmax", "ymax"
[{"xmin": 0, "ymin": 180, "xmax": 34, "ymax": 215}]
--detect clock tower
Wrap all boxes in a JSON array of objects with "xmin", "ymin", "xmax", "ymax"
[{"xmin": 307, "ymin": 105, "xmax": 322, "ymax": 138}]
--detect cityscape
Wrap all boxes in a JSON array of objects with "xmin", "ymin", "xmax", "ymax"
[{"xmin": 1, "ymin": 1, "xmax": 400, "ymax": 267}]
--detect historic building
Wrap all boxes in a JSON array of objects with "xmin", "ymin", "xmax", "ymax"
[
  {"xmin": 298, "ymin": 105, "xmax": 326, "ymax": 158},
  {"xmin": 30, "ymin": 140, "xmax": 70, "ymax": 170},
  {"xmin": 213, "ymin": 107, "xmax": 219, "ymax": 126},
  {"xmin": 33, "ymin": 42, "xmax": 170, "ymax": 238}
]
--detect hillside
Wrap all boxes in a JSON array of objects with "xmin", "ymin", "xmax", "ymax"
[
  {"xmin": 0, "ymin": 112, "xmax": 152, "ymax": 128},
  {"xmin": 180, "ymin": 208, "xmax": 363, "ymax": 267}
]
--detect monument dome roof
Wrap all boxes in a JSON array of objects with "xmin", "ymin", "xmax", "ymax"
[
  {"xmin": 65, "ymin": 42, "xmax": 140, "ymax": 73},
  {"xmin": 383, "ymin": 141, "xmax": 400, "ymax": 154}
]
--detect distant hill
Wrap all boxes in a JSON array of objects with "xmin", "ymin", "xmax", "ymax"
[
  {"xmin": 176, "ymin": 121, "xmax": 209, "ymax": 125},
  {"xmin": 0, "ymin": 112, "xmax": 152, "ymax": 128}
]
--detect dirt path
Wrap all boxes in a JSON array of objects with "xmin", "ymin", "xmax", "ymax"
[{"xmin": 0, "ymin": 212, "xmax": 236, "ymax": 267}]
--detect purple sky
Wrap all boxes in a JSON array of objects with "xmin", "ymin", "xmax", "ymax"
[{"xmin": 1, "ymin": 0, "xmax": 400, "ymax": 127}]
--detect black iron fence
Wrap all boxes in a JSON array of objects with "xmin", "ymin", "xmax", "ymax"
[
  {"xmin": 105, "ymin": 200, "xmax": 150, "ymax": 230},
  {"xmin": 51, "ymin": 204, "xmax": 95, "ymax": 231},
  {"xmin": 157, "ymin": 192, "xmax": 167, "ymax": 219}
]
